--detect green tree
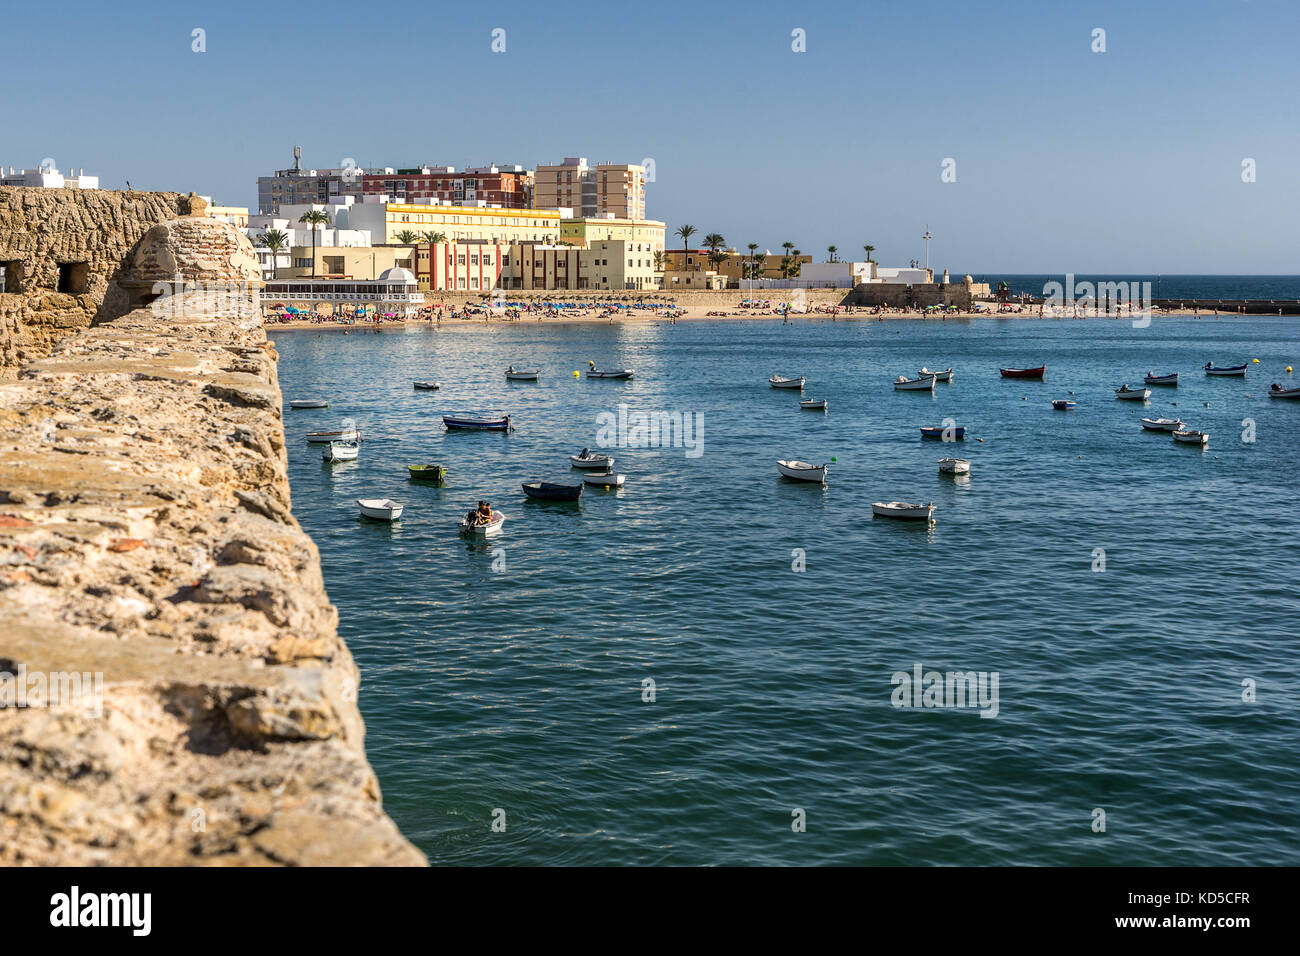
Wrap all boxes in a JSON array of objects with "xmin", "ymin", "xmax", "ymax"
[
  {"xmin": 298, "ymin": 209, "xmax": 331, "ymax": 278},
  {"xmin": 827, "ymin": 245, "xmax": 838, "ymax": 263},
  {"xmin": 256, "ymin": 229, "xmax": 289, "ymax": 280},
  {"xmin": 704, "ymin": 232, "xmax": 726, "ymax": 257},
  {"xmin": 863, "ymin": 244, "xmax": 875, "ymax": 263},
  {"xmin": 395, "ymin": 230, "xmax": 420, "ymax": 244},
  {"xmin": 676, "ymin": 224, "xmax": 697, "ymax": 270}
]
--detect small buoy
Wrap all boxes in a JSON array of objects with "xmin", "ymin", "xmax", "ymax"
[
  {"xmin": 573, "ymin": 370, "xmax": 580, "ymax": 378},
  {"xmin": 977, "ymin": 438, "xmax": 984, "ymax": 443},
  {"xmin": 831, "ymin": 456, "xmax": 837, "ymax": 462},
  {"xmin": 1253, "ymin": 358, "xmax": 1260, "ymax": 364},
  {"xmin": 1288, "ymin": 366, "xmax": 1293, "ymax": 373}
]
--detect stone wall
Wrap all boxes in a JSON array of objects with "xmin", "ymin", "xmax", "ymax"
[
  {"xmin": 0, "ymin": 289, "xmax": 425, "ymax": 865},
  {"xmin": 415, "ymin": 288, "xmax": 854, "ymax": 310},
  {"xmin": 0, "ymin": 187, "xmax": 186, "ymax": 374}
]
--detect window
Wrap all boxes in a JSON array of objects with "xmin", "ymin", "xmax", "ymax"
[
  {"xmin": 0, "ymin": 260, "xmax": 22, "ymax": 294},
  {"xmin": 57, "ymin": 262, "xmax": 89, "ymax": 294}
]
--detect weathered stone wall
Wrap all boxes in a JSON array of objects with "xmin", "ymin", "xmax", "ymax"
[
  {"xmin": 0, "ymin": 290, "xmax": 425, "ymax": 865},
  {"xmin": 0, "ymin": 187, "xmax": 186, "ymax": 373}
]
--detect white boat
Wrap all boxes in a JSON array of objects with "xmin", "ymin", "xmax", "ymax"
[
  {"xmin": 306, "ymin": 428, "xmax": 360, "ymax": 443},
  {"xmin": 770, "ymin": 374, "xmax": 805, "ymax": 389},
  {"xmin": 459, "ymin": 511, "xmax": 506, "ymax": 537},
  {"xmin": 872, "ymin": 501, "xmax": 935, "ymax": 520},
  {"xmin": 1204, "ymin": 362, "xmax": 1247, "ymax": 377},
  {"xmin": 776, "ymin": 459, "xmax": 828, "ymax": 483},
  {"xmin": 587, "ymin": 367, "xmax": 634, "ymax": 379},
  {"xmin": 1172, "ymin": 429, "xmax": 1209, "ymax": 445},
  {"xmin": 582, "ymin": 472, "xmax": 625, "ymax": 488},
  {"xmin": 938, "ymin": 458, "xmax": 970, "ymax": 474},
  {"xmin": 323, "ymin": 441, "xmax": 359, "ymax": 462},
  {"xmin": 894, "ymin": 374, "xmax": 936, "ymax": 391},
  {"xmin": 505, "ymin": 367, "xmax": 540, "ymax": 381},
  {"xmin": 799, "ymin": 398, "xmax": 828, "ymax": 410},
  {"xmin": 413, "ymin": 381, "xmax": 440, "ymax": 390},
  {"xmin": 570, "ymin": 452, "xmax": 615, "ymax": 469},
  {"xmin": 1114, "ymin": 385, "xmax": 1151, "ymax": 400},
  {"xmin": 918, "ymin": 367, "xmax": 953, "ymax": 382},
  {"xmin": 357, "ymin": 498, "xmax": 403, "ymax": 521},
  {"xmin": 1268, "ymin": 383, "xmax": 1300, "ymax": 399},
  {"xmin": 1140, "ymin": 418, "xmax": 1183, "ymax": 431},
  {"xmin": 289, "ymin": 399, "xmax": 329, "ymax": 409}
]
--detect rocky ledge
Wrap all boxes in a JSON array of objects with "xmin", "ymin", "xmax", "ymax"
[{"xmin": 0, "ymin": 291, "xmax": 424, "ymax": 865}]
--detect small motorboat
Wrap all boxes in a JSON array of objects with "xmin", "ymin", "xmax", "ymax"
[
  {"xmin": 570, "ymin": 451, "xmax": 614, "ymax": 470},
  {"xmin": 1268, "ymin": 383, "xmax": 1300, "ymax": 399},
  {"xmin": 1204, "ymin": 362, "xmax": 1247, "ymax": 376},
  {"xmin": 918, "ymin": 367, "xmax": 953, "ymax": 382},
  {"xmin": 443, "ymin": 415, "xmax": 511, "ymax": 431},
  {"xmin": 938, "ymin": 458, "xmax": 970, "ymax": 474},
  {"xmin": 582, "ymin": 472, "xmax": 625, "ymax": 488},
  {"xmin": 799, "ymin": 398, "xmax": 828, "ymax": 410},
  {"xmin": 289, "ymin": 399, "xmax": 329, "ymax": 409},
  {"xmin": 1140, "ymin": 418, "xmax": 1183, "ymax": 431},
  {"xmin": 770, "ymin": 374, "xmax": 805, "ymax": 389},
  {"xmin": 1144, "ymin": 371, "xmax": 1179, "ymax": 386},
  {"xmin": 323, "ymin": 440, "xmax": 359, "ymax": 462},
  {"xmin": 522, "ymin": 481, "xmax": 583, "ymax": 501},
  {"xmin": 587, "ymin": 365, "xmax": 634, "ymax": 379},
  {"xmin": 893, "ymin": 374, "xmax": 936, "ymax": 391},
  {"xmin": 459, "ymin": 511, "xmax": 506, "ymax": 537},
  {"xmin": 1000, "ymin": 365, "xmax": 1046, "ymax": 379},
  {"xmin": 920, "ymin": 425, "xmax": 965, "ymax": 440},
  {"xmin": 306, "ymin": 428, "xmax": 360, "ymax": 443},
  {"xmin": 1052, "ymin": 400, "xmax": 1077, "ymax": 410},
  {"xmin": 871, "ymin": 501, "xmax": 935, "ymax": 520},
  {"xmin": 505, "ymin": 367, "xmax": 540, "ymax": 381},
  {"xmin": 407, "ymin": 464, "xmax": 447, "ymax": 482},
  {"xmin": 1115, "ymin": 385, "xmax": 1151, "ymax": 400},
  {"xmin": 1172, "ymin": 429, "xmax": 1209, "ymax": 445},
  {"xmin": 413, "ymin": 381, "xmax": 441, "ymax": 390},
  {"xmin": 357, "ymin": 498, "xmax": 403, "ymax": 522},
  {"xmin": 776, "ymin": 459, "xmax": 828, "ymax": 483}
]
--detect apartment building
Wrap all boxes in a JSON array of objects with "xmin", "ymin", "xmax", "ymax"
[
  {"xmin": 361, "ymin": 166, "xmax": 532, "ymax": 208},
  {"xmin": 534, "ymin": 158, "xmax": 646, "ymax": 220},
  {"xmin": 348, "ymin": 201, "xmax": 562, "ymax": 245}
]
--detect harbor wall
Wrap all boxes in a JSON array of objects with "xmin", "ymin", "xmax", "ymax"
[
  {"xmin": 412, "ymin": 288, "xmax": 855, "ymax": 310},
  {"xmin": 0, "ymin": 193, "xmax": 424, "ymax": 865}
]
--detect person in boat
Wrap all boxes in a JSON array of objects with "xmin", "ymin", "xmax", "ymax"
[
  {"xmin": 476, "ymin": 501, "xmax": 494, "ymax": 525},
  {"xmin": 579, "ymin": 447, "xmax": 590, "ymax": 459}
]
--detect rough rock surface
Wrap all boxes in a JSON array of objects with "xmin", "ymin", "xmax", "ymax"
[{"xmin": 0, "ymin": 288, "xmax": 425, "ymax": 865}]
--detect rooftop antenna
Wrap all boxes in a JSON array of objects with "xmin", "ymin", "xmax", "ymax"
[
  {"xmin": 293, "ymin": 145, "xmax": 302, "ymax": 172},
  {"xmin": 923, "ymin": 225, "xmax": 932, "ymax": 272}
]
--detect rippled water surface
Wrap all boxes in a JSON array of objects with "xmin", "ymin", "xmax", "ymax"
[{"xmin": 275, "ymin": 315, "xmax": 1300, "ymax": 865}]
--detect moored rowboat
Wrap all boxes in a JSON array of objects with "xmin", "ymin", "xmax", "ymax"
[
  {"xmin": 505, "ymin": 367, "xmax": 540, "ymax": 381},
  {"xmin": 938, "ymin": 458, "xmax": 970, "ymax": 474},
  {"xmin": 1144, "ymin": 371, "xmax": 1179, "ymax": 386},
  {"xmin": 443, "ymin": 415, "xmax": 511, "ymax": 430},
  {"xmin": 920, "ymin": 425, "xmax": 965, "ymax": 440},
  {"xmin": 522, "ymin": 481, "xmax": 583, "ymax": 501},
  {"xmin": 306, "ymin": 428, "xmax": 360, "ymax": 443},
  {"xmin": 776, "ymin": 459, "xmax": 828, "ymax": 483},
  {"xmin": 893, "ymin": 374, "xmax": 936, "ymax": 391},
  {"xmin": 1172, "ymin": 429, "xmax": 1209, "ymax": 445},
  {"xmin": 459, "ymin": 512, "xmax": 506, "ymax": 537},
  {"xmin": 1268, "ymin": 383, "xmax": 1300, "ymax": 399},
  {"xmin": 289, "ymin": 399, "xmax": 329, "ymax": 409},
  {"xmin": 1115, "ymin": 385, "xmax": 1151, "ymax": 400},
  {"xmin": 407, "ymin": 464, "xmax": 447, "ymax": 481},
  {"xmin": 1052, "ymin": 400, "xmax": 1076, "ymax": 410},
  {"xmin": 770, "ymin": 374, "xmax": 805, "ymax": 389},
  {"xmin": 799, "ymin": 398, "xmax": 828, "ymax": 410},
  {"xmin": 1140, "ymin": 418, "xmax": 1183, "ymax": 431},
  {"xmin": 1000, "ymin": 365, "xmax": 1046, "ymax": 379},
  {"xmin": 357, "ymin": 498, "xmax": 403, "ymax": 521},
  {"xmin": 413, "ymin": 381, "xmax": 440, "ymax": 390},
  {"xmin": 322, "ymin": 441, "xmax": 359, "ymax": 462},
  {"xmin": 871, "ymin": 500, "xmax": 935, "ymax": 520},
  {"xmin": 918, "ymin": 367, "xmax": 953, "ymax": 382},
  {"xmin": 1204, "ymin": 362, "xmax": 1247, "ymax": 376},
  {"xmin": 570, "ymin": 452, "xmax": 614, "ymax": 469},
  {"xmin": 582, "ymin": 472, "xmax": 625, "ymax": 488},
  {"xmin": 588, "ymin": 367, "xmax": 634, "ymax": 379}
]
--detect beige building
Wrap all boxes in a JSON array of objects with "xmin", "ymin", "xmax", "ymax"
[
  {"xmin": 663, "ymin": 248, "xmax": 811, "ymax": 286},
  {"xmin": 663, "ymin": 270, "xmax": 725, "ymax": 290},
  {"xmin": 535, "ymin": 158, "xmax": 646, "ymax": 220},
  {"xmin": 561, "ymin": 216, "xmax": 665, "ymax": 253},
  {"xmin": 282, "ymin": 244, "xmax": 412, "ymax": 279},
  {"xmin": 347, "ymin": 201, "xmax": 562, "ymax": 246}
]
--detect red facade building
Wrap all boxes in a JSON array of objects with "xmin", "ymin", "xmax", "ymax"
[{"xmin": 361, "ymin": 166, "xmax": 531, "ymax": 208}]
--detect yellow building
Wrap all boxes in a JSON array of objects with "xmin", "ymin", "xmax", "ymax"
[
  {"xmin": 283, "ymin": 244, "xmax": 412, "ymax": 279},
  {"xmin": 560, "ymin": 217, "xmax": 665, "ymax": 253},
  {"xmin": 347, "ymin": 202, "xmax": 562, "ymax": 246},
  {"xmin": 208, "ymin": 205, "xmax": 250, "ymax": 228}
]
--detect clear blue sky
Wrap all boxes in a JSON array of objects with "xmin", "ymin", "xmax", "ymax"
[{"xmin": 4, "ymin": 0, "xmax": 1295, "ymax": 272}]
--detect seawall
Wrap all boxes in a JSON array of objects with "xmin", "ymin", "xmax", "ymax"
[{"xmin": 0, "ymin": 287, "xmax": 425, "ymax": 864}]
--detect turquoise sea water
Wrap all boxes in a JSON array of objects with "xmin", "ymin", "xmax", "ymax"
[{"xmin": 276, "ymin": 315, "xmax": 1300, "ymax": 865}]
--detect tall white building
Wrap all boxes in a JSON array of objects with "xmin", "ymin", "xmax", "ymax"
[{"xmin": 1, "ymin": 165, "xmax": 99, "ymax": 189}]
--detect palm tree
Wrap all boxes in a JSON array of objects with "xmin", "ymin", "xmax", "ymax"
[
  {"xmin": 653, "ymin": 250, "xmax": 665, "ymax": 272},
  {"xmin": 863, "ymin": 244, "xmax": 875, "ymax": 263},
  {"xmin": 676, "ymin": 224, "xmax": 697, "ymax": 271},
  {"xmin": 753, "ymin": 253, "xmax": 767, "ymax": 278},
  {"xmin": 827, "ymin": 245, "xmax": 838, "ymax": 263},
  {"xmin": 782, "ymin": 241, "xmax": 795, "ymax": 261},
  {"xmin": 298, "ymin": 209, "xmax": 330, "ymax": 278},
  {"xmin": 708, "ymin": 250, "xmax": 728, "ymax": 276},
  {"xmin": 395, "ymin": 230, "xmax": 420, "ymax": 244},
  {"xmin": 422, "ymin": 230, "xmax": 448, "ymax": 245},
  {"xmin": 779, "ymin": 256, "xmax": 793, "ymax": 279},
  {"xmin": 703, "ymin": 233, "xmax": 726, "ymax": 258},
  {"xmin": 256, "ymin": 229, "xmax": 289, "ymax": 280}
]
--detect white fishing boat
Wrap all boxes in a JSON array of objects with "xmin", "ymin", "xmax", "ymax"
[
  {"xmin": 413, "ymin": 381, "xmax": 440, "ymax": 390},
  {"xmin": 570, "ymin": 451, "xmax": 615, "ymax": 469},
  {"xmin": 776, "ymin": 459, "xmax": 828, "ymax": 483},
  {"xmin": 289, "ymin": 399, "xmax": 329, "ymax": 409},
  {"xmin": 505, "ymin": 367, "xmax": 540, "ymax": 381},
  {"xmin": 322, "ymin": 440, "xmax": 359, "ymax": 462},
  {"xmin": 937, "ymin": 458, "xmax": 970, "ymax": 474},
  {"xmin": 1268, "ymin": 383, "xmax": 1300, "ymax": 399},
  {"xmin": 1140, "ymin": 418, "xmax": 1183, "ymax": 431},
  {"xmin": 1114, "ymin": 385, "xmax": 1151, "ymax": 400},
  {"xmin": 871, "ymin": 501, "xmax": 935, "ymax": 520},
  {"xmin": 770, "ymin": 374, "xmax": 805, "ymax": 389},
  {"xmin": 894, "ymin": 374, "xmax": 936, "ymax": 391},
  {"xmin": 357, "ymin": 498, "xmax": 403, "ymax": 521},
  {"xmin": 1203, "ymin": 362, "xmax": 1247, "ymax": 377},
  {"xmin": 1172, "ymin": 429, "xmax": 1209, "ymax": 445},
  {"xmin": 459, "ymin": 511, "xmax": 506, "ymax": 537},
  {"xmin": 587, "ymin": 364, "xmax": 634, "ymax": 379},
  {"xmin": 582, "ymin": 472, "xmax": 625, "ymax": 488},
  {"xmin": 1144, "ymin": 371, "xmax": 1179, "ymax": 386},
  {"xmin": 306, "ymin": 428, "xmax": 360, "ymax": 443},
  {"xmin": 918, "ymin": 367, "xmax": 953, "ymax": 382},
  {"xmin": 799, "ymin": 398, "xmax": 828, "ymax": 410}
]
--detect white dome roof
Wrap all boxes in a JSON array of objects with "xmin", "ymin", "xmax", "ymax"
[{"xmin": 379, "ymin": 266, "xmax": 416, "ymax": 283}]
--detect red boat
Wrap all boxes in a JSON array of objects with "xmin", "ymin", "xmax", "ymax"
[{"xmin": 999, "ymin": 365, "xmax": 1046, "ymax": 379}]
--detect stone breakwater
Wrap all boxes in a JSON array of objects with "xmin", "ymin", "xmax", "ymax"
[{"xmin": 0, "ymin": 290, "xmax": 425, "ymax": 865}]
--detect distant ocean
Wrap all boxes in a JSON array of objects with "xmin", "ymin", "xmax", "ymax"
[{"xmin": 979, "ymin": 275, "xmax": 1300, "ymax": 301}]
